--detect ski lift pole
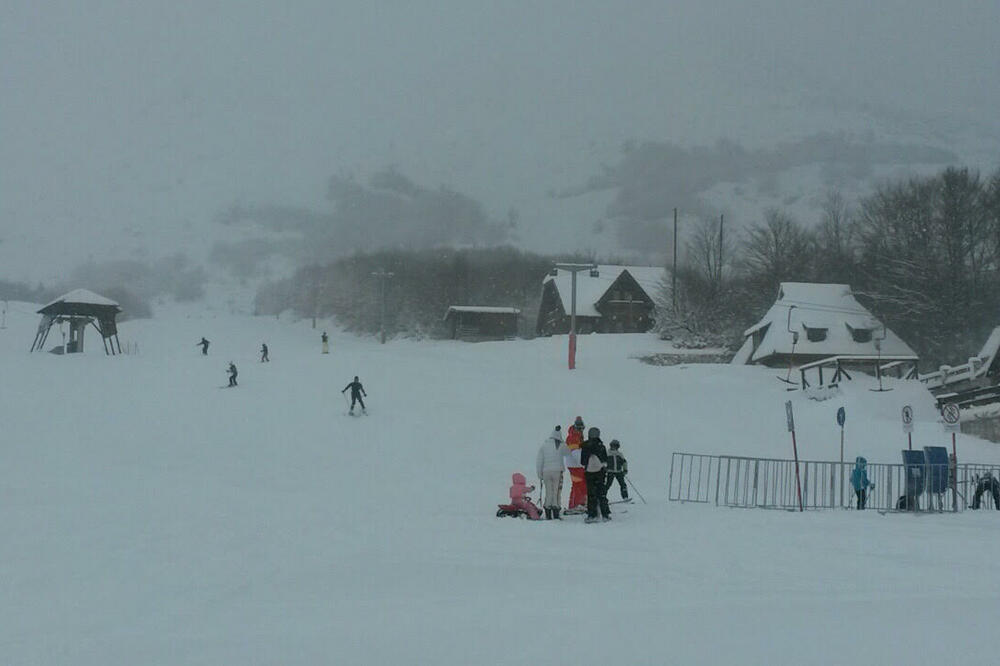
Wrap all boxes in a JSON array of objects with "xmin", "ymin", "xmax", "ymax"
[{"xmin": 786, "ymin": 401, "xmax": 803, "ymax": 511}]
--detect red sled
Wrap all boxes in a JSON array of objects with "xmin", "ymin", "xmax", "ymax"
[{"xmin": 496, "ymin": 503, "xmax": 540, "ymax": 519}]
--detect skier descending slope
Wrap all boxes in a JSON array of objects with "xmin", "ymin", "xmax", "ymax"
[{"xmin": 342, "ymin": 376, "xmax": 367, "ymax": 414}]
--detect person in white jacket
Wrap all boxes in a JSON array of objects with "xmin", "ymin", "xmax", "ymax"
[{"xmin": 536, "ymin": 426, "xmax": 570, "ymax": 520}]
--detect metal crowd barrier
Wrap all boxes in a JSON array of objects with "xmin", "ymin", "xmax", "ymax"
[{"xmin": 669, "ymin": 452, "xmax": 1000, "ymax": 512}]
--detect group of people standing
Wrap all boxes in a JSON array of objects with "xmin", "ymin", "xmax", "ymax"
[{"xmin": 516, "ymin": 415, "xmax": 629, "ymax": 524}]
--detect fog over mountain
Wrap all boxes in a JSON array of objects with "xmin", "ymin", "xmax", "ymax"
[{"xmin": 2, "ymin": 1, "xmax": 998, "ymax": 283}]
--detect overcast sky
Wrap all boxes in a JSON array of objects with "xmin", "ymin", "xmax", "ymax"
[{"xmin": 2, "ymin": 1, "xmax": 999, "ymax": 280}]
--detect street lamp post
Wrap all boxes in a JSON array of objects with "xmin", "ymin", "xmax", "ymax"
[
  {"xmin": 554, "ymin": 263, "xmax": 598, "ymax": 369},
  {"xmin": 372, "ymin": 269, "xmax": 394, "ymax": 344}
]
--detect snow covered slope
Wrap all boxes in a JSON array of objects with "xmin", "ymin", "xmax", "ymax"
[{"xmin": 2, "ymin": 304, "xmax": 999, "ymax": 665}]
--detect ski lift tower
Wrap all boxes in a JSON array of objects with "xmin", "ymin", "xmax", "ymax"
[{"xmin": 553, "ymin": 263, "xmax": 598, "ymax": 370}]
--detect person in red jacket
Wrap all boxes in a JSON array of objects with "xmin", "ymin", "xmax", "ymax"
[{"xmin": 565, "ymin": 416, "xmax": 587, "ymax": 510}]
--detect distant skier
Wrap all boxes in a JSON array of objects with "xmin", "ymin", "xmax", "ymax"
[
  {"xmin": 605, "ymin": 439, "xmax": 629, "ymax": 501},
  {"xmin": 321, "ymin": 331, "xmax": 329, "ymax": 354},
  {"xmin": 565, "ymin": 416, "xmax": 587, "ymax": 510},
  {"xmin": 536, "ymin": 426, "xmax": 569, "ymax": 519},
  {"xmin": 197, "ymin": 337, "xmax": 210, "ymax": 355},
  {"xmin": 342, "ymin": 376, "xmax": 367, "ymax": 413},
  {"xmin": 850, "ymin": 456, "xmax": 874, "ymax": 510},
  {"xmin": 580, "ymin": 427, "xmax": 610, "ymax": 523},
  {"xmin": 509, "ymin": 472, "xmax": 540, "ymax": 520},
  {"xmin": 227, "ymin": 362, "xmax": 238, "ymax": 387},
  {"xmin": 260, "ymin": 343, "xmax": 269, "ymax": 362}
]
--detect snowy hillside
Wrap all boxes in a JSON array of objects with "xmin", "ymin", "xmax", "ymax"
[{"xmin": 3, "ymin": 303, "xmax": 1000, "ymax": 665}]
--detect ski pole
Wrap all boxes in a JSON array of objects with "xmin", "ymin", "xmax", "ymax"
[{"xmin": 626, "ymin": 476, "xmax": 647, "ymax": 504}]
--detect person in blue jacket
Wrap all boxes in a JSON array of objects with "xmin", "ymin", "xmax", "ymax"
[{"xmin": 850, "ymin": 456, "xmax": 874, "ymax": 509}]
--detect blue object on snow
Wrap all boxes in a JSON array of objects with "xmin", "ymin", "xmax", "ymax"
[
  {"xmin": 923, "ymin": 446, "xmax": 949, "ymax": 494},
  {"xmin": 901, "ymin": 450, "xmax": 927, "ymax": 497}
]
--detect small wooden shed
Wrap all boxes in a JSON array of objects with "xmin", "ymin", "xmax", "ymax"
[{"xmin": 444, "ymin": 306, "xmax": 520, "ymax": 341}]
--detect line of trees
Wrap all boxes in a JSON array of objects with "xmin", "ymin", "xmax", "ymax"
[
  {"xmin": 255, "ymin": 247, "xmax": 571, "ymax": 339},
  {"xmin": 662, "ymin": 167, "xmax": 1000, "ymax": 366}
]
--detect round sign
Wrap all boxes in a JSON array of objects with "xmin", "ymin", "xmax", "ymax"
[
  {"xmin": 942, "ymin": 403, "xmax": 961, "ymax": 425},
  {"xmin": 902, "ymin": 405, "xmax": 913, "ymax": 425},
  {"xmin": 836, "ymin": 407, "xmax": 846, "ymax": 427}
]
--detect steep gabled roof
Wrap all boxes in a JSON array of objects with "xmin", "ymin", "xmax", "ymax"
[
  {"xmin": 737, "ymin": 282, "xmax": 915, "ymax": 363},
  {"xmin": 542, "ymin": 265, "xmax": 664, "ymax": 317}
]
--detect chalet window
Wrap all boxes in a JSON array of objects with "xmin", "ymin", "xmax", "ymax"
[
  {"xmin": 802, "ymin": 324, "xmax": 828, "ymax": 342},
  {"xmin": 846, "ymin": 324, "xmax": 873, "ymax": 343}
]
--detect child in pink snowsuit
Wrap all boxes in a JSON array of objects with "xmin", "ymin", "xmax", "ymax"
[{"xmin": 509, "ymin": 472, "xmax": 541, "ymax": 520}]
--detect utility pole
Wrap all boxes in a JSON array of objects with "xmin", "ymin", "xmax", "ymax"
[
  {"xmin": 554, "ymin": 262, "xmax": 598, "ymax": 370},
  {"xmin": 672, "ymin": 207, "xmax": 678, "ymax": 311},
  {"xmin": 372, "ymin": 269, "xmax": 394, "ymax": 344}
]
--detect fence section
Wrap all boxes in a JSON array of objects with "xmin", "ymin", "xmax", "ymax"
[{"xmin": 669, "ymin": 451, "xmax": 1000, "ymax": 512}]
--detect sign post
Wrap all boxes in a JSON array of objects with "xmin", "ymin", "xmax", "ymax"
[
  {"xmin": 837, "ymin": 407, "xmax": 846, "ymax": 507},
  {"xmin": 942, "ymin": 403, "xmax": 960, "ymax": 512},
  {"xmin": 902, "ymin": 405, "xmax": 914, "ymax": 450},
  {"xmin": 786, "ymin": 400, "xmax": 803, "ymax": 512}
]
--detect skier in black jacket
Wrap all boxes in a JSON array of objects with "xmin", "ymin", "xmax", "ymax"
[
  {"xmin": 197, "ymin": 337, "xmax": 210, "ymax": 355},
  {"xmin": 342, "ymin": 376, "xmax": 367, "ymax": 414},
  {"xmin": 605, "ymin": 439, "xmax": 629, "ymax": 501},
  {"xmin": 227, "ymin": 362, "xmax": 238, "ymax": 387},
  {"xmin": 580, "ymin": 427, "xmax": 611, "ymax": 522}
]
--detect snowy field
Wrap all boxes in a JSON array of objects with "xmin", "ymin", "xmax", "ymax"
[{"xmin": 3, "ymin": 301, "xmax": 1000, "ymax": 665}]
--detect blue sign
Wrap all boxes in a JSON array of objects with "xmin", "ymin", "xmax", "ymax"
[{"xmin": 836, "ymin": 407, "xmax": 846, "ymax": 427}]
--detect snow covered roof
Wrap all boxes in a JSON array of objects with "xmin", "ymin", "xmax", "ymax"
[
  {"xmin": 542, "ymin": 265, "xmax": 664, "ymax": 317},
  {"xmin": 41, "ymin": 289, "xmax": 120, "ymax": 310},
  {"xmin": 737, "ymin": 282, "xmax": 916, "ymax": 364},
  {"xmin": 446, "ymin": 306, "xmax": 520, "ymax": 313},
  {"xmin": 444, "ymin": 306, "xmax": 520, "ymax": 320}
]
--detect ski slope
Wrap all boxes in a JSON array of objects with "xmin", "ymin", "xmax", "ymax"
[{"xmin": 2, "ymin": 302, "xmax": 1000, "ymax": 665}]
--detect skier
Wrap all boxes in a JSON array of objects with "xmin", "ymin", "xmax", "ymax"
[
  {"xmin": 197, "ymin": 337, "xmax": 210, "ymax": 355},
  {"xmin": 342, "ymin": 376, "xmax": 367, "ymax": 414},
  {"xmin": 260, "ymin": 343, "xmax": 269, "ymax": 362},
  {"xmin": 972, "ymin": 471, "xmax": 1000, "ymax": 509},
  {"xmin": 227, "ymin": 362, "xmax": 238, "ymax": 387},
  {"xmin": 580, "ymin": 427, "xmax": 610, "ymax": 522},
  {"xmin": 321, "ymin": 331, "xmax": 329, "ymax": 354},
  {"xmin": 536, "ymin": 425, "xmax": 569, "ymax": 520},
  {"xmin": 850, "ymin": 456, "xmax": 874, "ymax": 510},
  {"xmin": 565, "ymin": 416, "xmax": 587, "ymax": 511},
  {"xmin": 605, "ymin": 439, "xmax": 629, "ymax": 501},
  {"xmin": 509, "ymin": 472, "xmax": 540, "ymax": 520}
]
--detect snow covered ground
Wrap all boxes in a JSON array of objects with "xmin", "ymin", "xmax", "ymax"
[{"xmin": 3, "ymin": 302, "xmax": 1000, "ymax": 665}]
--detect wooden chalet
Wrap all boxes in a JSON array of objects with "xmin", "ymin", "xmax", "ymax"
[{"xmin": 536, "ymin": 265, "xmax": 661, "ymax": 336}]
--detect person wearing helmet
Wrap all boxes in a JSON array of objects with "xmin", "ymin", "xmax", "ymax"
[
  {"xmin": 850, "ymin": 456, "xmax": 874, "ymax": 510},
  {"xmin": 580, "ymin": 426, "xmax": 610, "ymax": 522},
  {"xmin": 564, "ymin": 416, "xmax": 588, "ymax": 510},
  {"xmin": 605, "ymin": 439, "xmax": 629, "ymax": 501}
]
